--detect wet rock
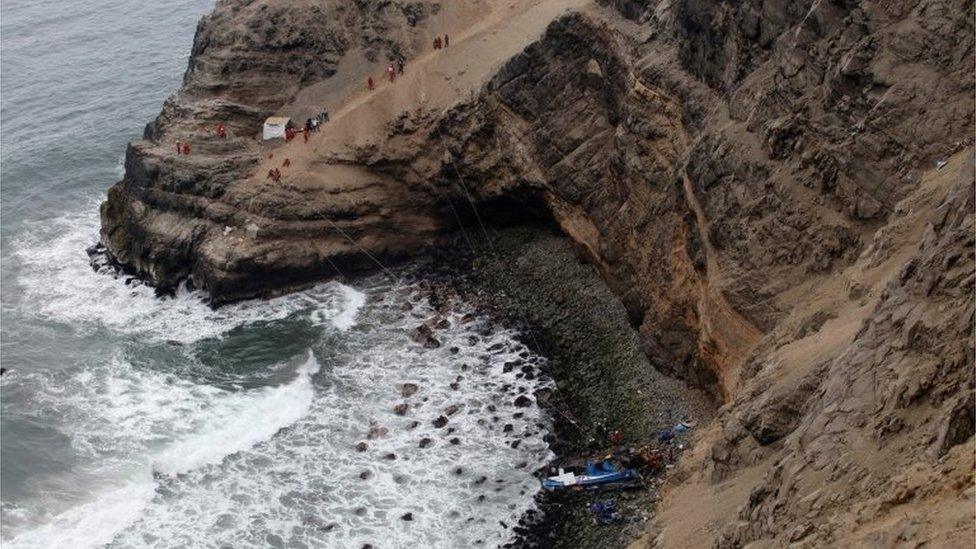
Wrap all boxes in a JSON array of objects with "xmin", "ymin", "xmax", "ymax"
[
  {"xmin": 444, "ymin": 404, "xmax": 461, "ymax": 416},
  {"xmin": 400, "ymin": 301, "xmax": 413, "ymax": 311},
  {"xmin": 510, "ymin": 440, "xmax": 521, "ymax": 449},
  {"xmin": 450, "ymin": 437, "xmax": 461, "ymax": 445},
  {"xmin": 410, "ymin": 324, "xmax": 441, "ymax": 348},
  {"xmin": 367, "ymin": 423, "xmax": 389, "ymax": 439},
  {"xmin": 359, "ymin": 470, "xmax": 372, "ymax": 480},
  {"xmin": 433, "ymin": 415, "xmax": 449, "ymax": 428},
  {"xmin": 475, "ymin": 476, "xmax": 488, "ymax": 484},
  {"xmin": 514, "ymin": 395, "xmax": 532, "ymax": 408},
  {"xmin": 401, "ymin": 383, "xmax": 419, "ymax": 397},
  {"xmin": 355, "ymin": 442, "xmax": 368, "ymax": 452},
  {"xmin": 406, "ymin": 420, "xmax": 420, "ymax": 430},
  {"xmin": 383, "ymin": 453, "xmax": 397, "ymax": 460},
  {"xmin": 401, "ymin": 512, "xmax": 414, "ymax": 521},
  {"xmin": 419, "ymin": 437, "xmax": 433, "ymax": 448},
  {"xmin": 503, "ymin": 424, "xmax": 514, "ymax": 433},
  {"xmin": 394, "ymin": 403, "xmax": 409, "ymax": 416},
  {"xmin": 449, "ymin": 346, "xmax": 460, "ymax": 354},
  {"xmin": 355, "ymin": 507, "xmax": 367, "ymax": 516},
  {"xmin": 454, "ymin": 467, "xmax": 463, "ymax": 475},
  {"xmin": 426, "ymin": 316, "xmax": 450, "ymax": 330},
  {"xmin": 450, "ymin": 382, "xmax": 460, "ymax": 390}
]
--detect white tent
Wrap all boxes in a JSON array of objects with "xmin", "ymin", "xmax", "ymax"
[{"xmin": 262, "ymin": 116, "xmax": 291, "ymax": 140}]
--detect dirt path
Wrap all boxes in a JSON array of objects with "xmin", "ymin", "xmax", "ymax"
[{"xmin": 244, "ymin": 0, "xmax": 593, "ymax": 194}]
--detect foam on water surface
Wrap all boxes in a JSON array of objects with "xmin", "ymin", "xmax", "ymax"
[
  {"xmin": 5, "ymin": 211, "xmax": 553, "ymax": 548},
  {"xmin": 11, "ymin": 206, "xmax": 361, "ymax": 344}
]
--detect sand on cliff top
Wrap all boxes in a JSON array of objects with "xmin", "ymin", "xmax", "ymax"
[{"xmin": 237, "ymin": 0, "xmax": 593, "ymax": 196}]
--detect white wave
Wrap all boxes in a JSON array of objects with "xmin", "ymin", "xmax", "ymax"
[
  {"xmin": 153, "ymin": 353, "xmax": 321, "ymax": 476},
  {"xmin": 328, "ymin": 283, "xmax": 366, "ymax": 331},
  {"xmin": 6, "ymin": 473, "xmax": 157, "ymax": 549},
  {"xmin": 9, "ymin": 353, "xmax": 322, "ymax": 547},
  {"xmin": 108, "ymin": 287, "xmax": 555, "ymax": 549},
  {"xmin": 11, "ymin": 205, "xmax": 362, "ymax": 343}
]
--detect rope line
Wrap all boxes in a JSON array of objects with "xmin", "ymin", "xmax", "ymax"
[
  {"xmin": 319, "ymin": 214, "xmax": 401, "ymax": 283},
  {"xmin": 426, "ymin": 109, "xmax": 611, "ymax": 443}
]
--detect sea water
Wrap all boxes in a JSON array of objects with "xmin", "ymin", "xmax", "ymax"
[{"xmin": 0, "ymin": 1, "xmax": 552, "ymax": 547}]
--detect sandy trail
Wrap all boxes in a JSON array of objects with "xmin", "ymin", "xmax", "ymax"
[{"xmin": 242, "ymin": 0, "xmax": 592, "ymax": 195}]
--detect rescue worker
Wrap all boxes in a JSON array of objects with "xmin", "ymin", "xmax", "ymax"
[
  {"xmin": 388, "ymin": 62, "xmax": 396, "ymax": 82},
  {"xmin": 397, "ymin": 59, "xmax": 404, "ymax": 75},
  {"xmin": 217, "ymin": 124, "xmax": 227, "ymax": 139},
  {"xmin": 367, "ymin": 76, "xmax": 375, "ymax": 90},
  {"xmin": 433, "ymin": 36, "xmax": 441, "ymax": 49},
  {"xmin": 443, "ymin": 34, "xmax": 449, "ymax": 47},
  {"xmin": 181, "ymin": 142, "xmax": 190, "ymax": 155}
]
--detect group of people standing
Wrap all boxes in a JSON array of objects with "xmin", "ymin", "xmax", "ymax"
[
  {"xmin": 365, "ymin": 33, "xmax": 450, "ymax": 91},
  {"xmin": 175, "ymin": 122, "xmax": 230, "ymax": 157}
]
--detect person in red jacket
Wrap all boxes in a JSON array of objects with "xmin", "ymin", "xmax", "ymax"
[
  {"xmin": 181, "ymin": 142, "xmax": 190, "ymax": 155},
  {"xmin": 388, "ymin": 62, "xmax": 396, "ymax": 82},
  {"xmin": 216, "ymin": 124, "xmax": 227, "ymax": 139},
  {"xmin": 367, "ymin": 76, "xmax": 375, "ymax": 90}
]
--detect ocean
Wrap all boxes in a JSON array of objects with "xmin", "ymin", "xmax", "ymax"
[{"xmin": 0, "ymin": 1, "xmax": 552, "ymax": 547}]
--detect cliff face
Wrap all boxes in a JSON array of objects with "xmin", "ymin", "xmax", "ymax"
[
  {"xmin": 101, "ymin": 0, "xmax": 445, "ymax": 299},
  {"xmin": 98, "ymin": 0, "xmax": 974, "ymax": 546}
]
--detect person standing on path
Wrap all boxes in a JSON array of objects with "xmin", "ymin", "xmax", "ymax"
[
  {"xmin": 388, "ymin": 62, "xmax": 396, "ymax": 83},
  {"xmin": 367, "ymin": 76, "xmax": 375, "ymax": 90},
  {"xmin": 396, "ymin": 58, "xmax": 404, "ymax": 75},
  {"xmin": 443, "ymin": 34, "xmax": 449, "ymax": 47}
]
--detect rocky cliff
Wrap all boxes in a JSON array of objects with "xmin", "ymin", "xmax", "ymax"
[{"xmin": 99, "ymin": 0, "xmax": 974, "ymax": 546}]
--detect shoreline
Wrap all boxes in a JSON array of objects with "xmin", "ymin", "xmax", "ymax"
[{"xmin": 423, "ymin": 224, "xmax": 715, "ymax": 547}]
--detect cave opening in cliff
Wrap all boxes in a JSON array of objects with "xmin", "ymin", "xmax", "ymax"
[{"xmin": 445, "ymin": 187, "xmax": 560, "ymax": 235}]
